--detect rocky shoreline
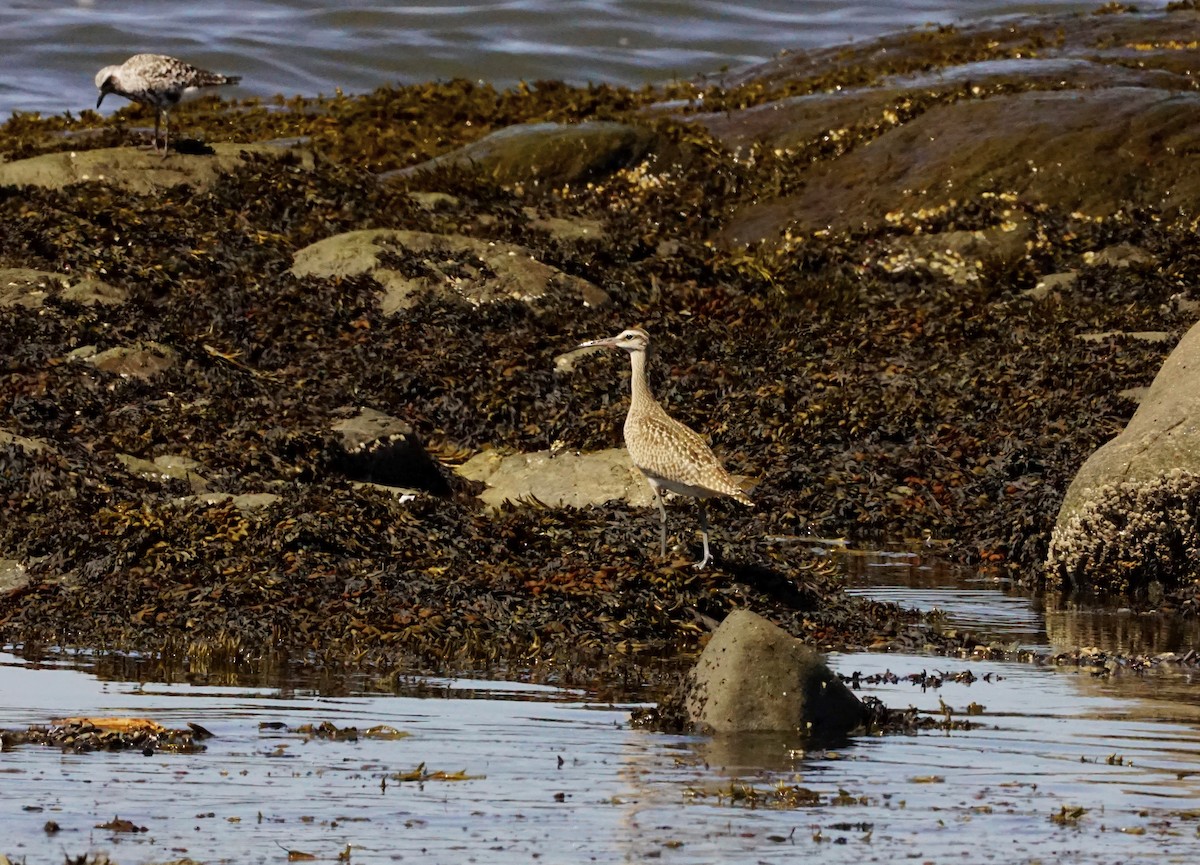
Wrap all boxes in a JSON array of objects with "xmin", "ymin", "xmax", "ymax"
[{"xmin": 3, "ymin": 6, "xmax": 1200, "ymax": 687}]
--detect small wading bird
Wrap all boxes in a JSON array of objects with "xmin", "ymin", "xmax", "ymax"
[
  {"xmin": 576, "ymin": 326, "xmax": 752, "ymax": 568},
  {"xmin": 94, "ymin": 54, "xmax": 242, "ymax": 156}
]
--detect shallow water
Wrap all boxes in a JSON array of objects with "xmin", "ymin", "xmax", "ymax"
[
  {"xmin": 5, "ymin": 552, "xmax": 1200, "ymax": 863},
  {"xmin": 1, "ymin": 0, "xmax": 1151, "ymax": 119}
]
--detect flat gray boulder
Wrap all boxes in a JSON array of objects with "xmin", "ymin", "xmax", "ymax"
[
  {"xmin": 456, "ymin": 447, "xmax": 654, "ymax": 509},
  {"xmin": 685, "ymin": 608, "xmax": 866, "ymax": 737},
  {"xmin": 291, "ymin": 229, "xmax": 607, "ymax": 313}
]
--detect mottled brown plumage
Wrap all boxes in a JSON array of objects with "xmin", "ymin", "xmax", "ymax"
[{"xmin": 577, "ymin": 326, "xmax": 752, "ymax": 567}]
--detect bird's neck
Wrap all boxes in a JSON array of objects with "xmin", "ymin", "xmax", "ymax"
[{"xmin": 628, "ymin": 349, "xmax": 654, "ymax": 408}]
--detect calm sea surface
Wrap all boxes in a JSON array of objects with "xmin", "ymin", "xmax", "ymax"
[{"xmin": 0, "ymin": 0, "xmax": 1159, "ymax": 120}]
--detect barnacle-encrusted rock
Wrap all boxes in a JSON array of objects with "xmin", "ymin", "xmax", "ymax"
[
  {"xmin": 0, "ymin": 142, "xmax": 313, "ymax": 193},
  {"xmin": 290, "ymin": 229, "xmax": 608, "ymax": 312},
  {"xmin": 1054, "ymin": 321, "xmax": 1197, "ymax": 523},
  {"xmin": 1046, "ymin": 469, "xmax": 1200, "ymax": 599},
  {"xmin": 1047, "ymin": 319, "xmax": 1200, "ymax": 597},
  {"xmin": 685, "ymin": 609, "xmax": 866, "ymax": 737},
  {"xmin": 389, "ymin": 121, "xmax": 658, "ymax": 186},
  {"xmin": 456, "ymin": 447, "xmax": 653, "ymax": 509}
]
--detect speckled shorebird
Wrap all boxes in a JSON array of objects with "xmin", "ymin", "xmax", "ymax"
[
  {"xmin": 577, "ymin": 326, "xmax": 753, "ymax": 568},
  {"xmin": 94, "ymin": 54, "xmax": 241, "ymax": 155}
]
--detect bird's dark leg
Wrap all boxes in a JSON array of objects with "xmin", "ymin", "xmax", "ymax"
[
  {"xmin": 696, "ymin": 499, "xmax": 712, "ymax": 569},
  {"xmin": 654, "ymin": 487, "xmax": 668, "ymax": 557}
]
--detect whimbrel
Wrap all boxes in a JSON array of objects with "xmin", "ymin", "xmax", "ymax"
[
  {"xmin": 577, "ymin": 326, "xmax": 752, "ymax": 568},
  {"xmin": 95, "ymin": 54, "xmax": 242, "ymax": 156}
]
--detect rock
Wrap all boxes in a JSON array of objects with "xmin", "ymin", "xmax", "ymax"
[
  {"xmin": 456, "ymin": 447, "xmax": 654, "ymax": 509},
  {"xmin": 1047, "ymin": 318, "xmax": 1200, "ymax": 595},
  {"xmin": 0, "ymin": 559, "xmax": 29, "ymax": 595},
  {"xmin": 1084, "ymin": 242, "xmax": 1155, "ymax": 269},
  {"xmin": 0, "ymin": 142, "xmax": 314, "ymax": 193},
  {"xmin": 721, "ymin": 87, "xmax": 1200, "ymax": 242},
  {"xmin": 291, "ymin": 229, "xmax": 608, "ymax": 313},
  {"xmin": 875, "ymin": 222, "xmax": 1032, "ymax": 286},
  {"xmin": 177, "ymin": 493, "xmax": 282, "ymax": 512},
  {"xmin": 685, "ymin": 609, "xmax": 866, "ymax": 737},
  {"xmin": 1025, "ymin": 271, "xmax": 1078, "ymax": 301},
  {"xmin": 116, "ymin": 454, "xmax": 209, "ymax": 492},
  {"xmin": 84, "ymin": 342, "xmax": 178, "ymax": 379},
  {"xmin": 1046, "ymin": 469, "xmax": 1200, "ymax": 599},
  {"xmin": 0, "ymin": 428, "xmax": 54, "ymax": 454},
  {"xmin": 0, "ymin": 269, "xmax": 127, "ymax": 308},
  {"xmin": 328, "ymin": 406, "xmax": 451, "ymax": 496},
  {"xmin": 386, "ymin": 121, "xmax": 658, "ymax": 187},
  {"xmin": 1077, "ymin": 331, "xmax": 1172, "ymax": 344}
]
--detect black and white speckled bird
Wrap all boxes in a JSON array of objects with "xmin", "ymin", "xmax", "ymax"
[
  {"xmin": 576, "ymin": 326, "xmax": 754, "ymax": 568},
  {"xmin": 94, "ymin": 54, "xmax": 241, "ymax": 155}
]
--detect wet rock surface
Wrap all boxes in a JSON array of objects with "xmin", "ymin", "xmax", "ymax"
[
  {"xmin": 2, "ymin": 8, "xmax": 1200, "ymax": 683},
  {"xmin": 684, "ymin": 609, "xmax": 866, "ymax": 736}
]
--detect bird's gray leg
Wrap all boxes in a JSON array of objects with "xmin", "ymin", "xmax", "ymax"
[
  {"xmin": 654, "ymin": 486, "xmax": 668, "ymax": 557},
  {"xmin": 161, "ymin": 111, "xmax": 170, "ymax": 158},
  {"xmin": 696, "ymin": 499, "xmax": 712, "ymax": 569}
]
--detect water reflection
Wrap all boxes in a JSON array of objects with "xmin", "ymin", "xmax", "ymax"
[{"xmin": 5, "ymin": 550, "xmax": 1200, "ymax": 862}]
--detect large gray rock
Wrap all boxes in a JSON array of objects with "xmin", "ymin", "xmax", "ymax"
[
  {"xmin": 685, "ymin": 609, "xmax": 866, "ymax": 737},
  {"xmin": 291, "ymin": 229, "xmax": 607, "ymax": 313},
  {"xmin": 1047, "ymin": 319, "xmax": 1200, "ymax": 596},
  {"xmin": 456, "ymin": 447, "xmax": 654, "ymax": 509}
]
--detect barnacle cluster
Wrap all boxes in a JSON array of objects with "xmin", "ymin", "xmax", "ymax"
[{"xmin": 1046, "ymin": 469, "xmax": 1200, "ymax": 604}]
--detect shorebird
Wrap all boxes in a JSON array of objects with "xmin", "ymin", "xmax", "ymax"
[
  {"xmin": 94, "ymin": 54, "xmax": 241, "ymax": 156},
  {"xmin": 577, "ymin": 326, "xmax": 752, "ymax": 568}
]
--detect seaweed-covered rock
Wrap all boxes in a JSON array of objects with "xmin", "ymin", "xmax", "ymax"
[
  {"xmin": 685, "ymin": 609, "xmax": 866, "ymax": 736},
  {"xmin": 290, "ymin": 229, "xmax": 608, "ymax": 312},
  {"xmin": 0, "ymin": 142, "xmax": 313, "ymax": 193},
  {"xmin": 723, "ymin": 87, "xmax": 1200, "ymax": 242},
  {"xmin": 390, "ymin": 121, "xmax": 658, "ymax": 187}
]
